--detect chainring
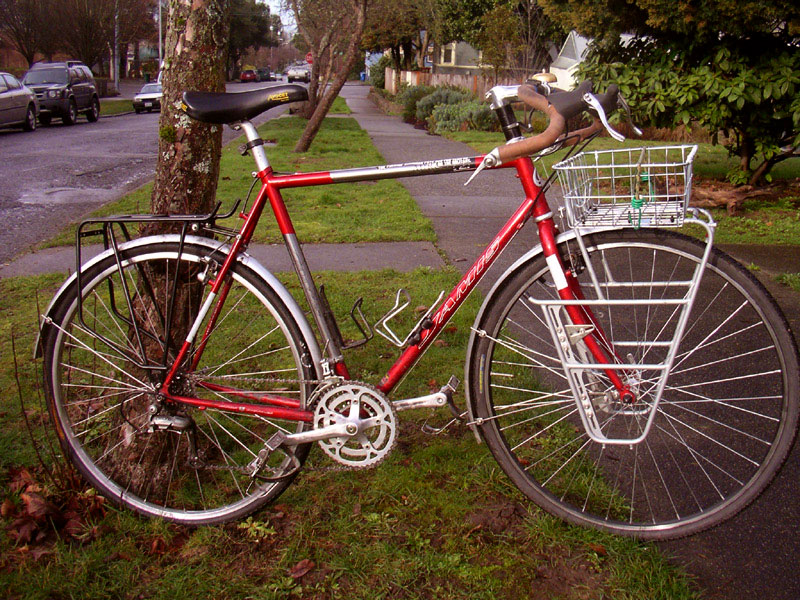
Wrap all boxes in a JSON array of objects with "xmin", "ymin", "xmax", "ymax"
[{"xmin": 313, "ymin": 381, "xmax": 397, "ymax": 469}]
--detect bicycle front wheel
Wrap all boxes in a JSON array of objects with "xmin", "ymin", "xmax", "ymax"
[
  {"xmin": 467, "ymin": 229, "xmax": 799, "ymax": 539},
  {"xmin": 42, "ymin": 241, "xmax": 316, "ymax": 525}
]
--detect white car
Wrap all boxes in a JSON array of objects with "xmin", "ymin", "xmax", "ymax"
[
  {"xmin": 133, "ymin": 83, "xmax": 162, "ymax": 113},
  {"xmin": 287, "ymin": 64, "xmax": 310, "ymax": 83}
]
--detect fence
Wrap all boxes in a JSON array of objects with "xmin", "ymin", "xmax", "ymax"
[{"xmin": 385, "ymin": 68, "xmax": 530, "ymax": 98}]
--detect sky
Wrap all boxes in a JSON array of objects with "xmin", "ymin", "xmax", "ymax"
[{"xmin": 266, "ymin": 0, "xmax": 297, "ymax": 34}]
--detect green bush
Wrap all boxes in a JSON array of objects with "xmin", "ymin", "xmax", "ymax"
[
  {"xmin": 415, "ymin": 87, "xmax": 473, "ymax": 125},
  {"xmin": 369, "ymin": 55, "xmax": 391, "ymax": 90},
  {"xmin": 396, "ymin": 84, "xmax": 436, "ymax": 123},
  {"xmin": 430, "ymin": 100, "xmax": 497, "ymax": 134}
]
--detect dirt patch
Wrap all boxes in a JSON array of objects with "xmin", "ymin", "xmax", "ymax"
[
  {"xmin": 466, "ymin": 500, "xmax": 528, "ymax": 538},
  {"xmin": 527, "ymin": 554, "xmax": 608, "ymax": 600}
]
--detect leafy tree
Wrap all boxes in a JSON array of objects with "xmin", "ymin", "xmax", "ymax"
[
  {"xmin": 362, "ymin": 0, "xmax": 421, "ymax": 92},
  {"xmin": 437, "ymin": 0, "xmax": 494, "ymax": 48},
  {"xmin": 474, "ymin": 4, "xmax": 524, "ymax": 83},
  {"xmin": 227, "ymin": 0, "xmax": 278, "ymax": 78},
  {"xmin": 437, "ymin": 1, "xmax": 563, "ymax": 75},
  {"xmin": 543, "ymin": 0, "xmax": 800, "ymax": 185}
]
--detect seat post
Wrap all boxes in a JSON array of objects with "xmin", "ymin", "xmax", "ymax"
[{"xmin": 237, "ymin": 120, "xmax": 270, "ymax": 172}]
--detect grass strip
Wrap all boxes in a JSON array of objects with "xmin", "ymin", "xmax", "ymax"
[
  {"xmin": 99, "ymin": 98, "xmax": 135, "ymax": 116},
  {"xmin": 43, "ymin": 112, "xmax": 433, "ymax": 248}
]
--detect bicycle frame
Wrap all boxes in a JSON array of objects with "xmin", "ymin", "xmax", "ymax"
[{"xmin": 156, "ymin": 119, "xmax": 631, "ymax": 424}]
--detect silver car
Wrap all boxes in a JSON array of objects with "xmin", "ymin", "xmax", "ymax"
[
  {"xmin": 133, "ymin": 83, "xmax": 163, "ymax": 113},
  {"xmin": 0, "ymin": 72, "xmax": 39, "ymax": 132}
]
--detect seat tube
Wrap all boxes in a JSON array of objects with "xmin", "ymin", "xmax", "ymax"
[{"xmin": 261, "ymin": 176, "xmax": 345, "ymax": 366}]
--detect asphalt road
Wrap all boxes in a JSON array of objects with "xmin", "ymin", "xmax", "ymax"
[{"xmin": 0, "ymin": 80, "xmax": 290, "ymax": 265}]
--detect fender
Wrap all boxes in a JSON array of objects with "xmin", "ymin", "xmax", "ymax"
[
  {"xmin": 34, "ymin": 234, "xmax": 323, "ymax": 378},
  {"xmin": 463, "ymin": 226, "xmax": 616, "ymax": 441}
]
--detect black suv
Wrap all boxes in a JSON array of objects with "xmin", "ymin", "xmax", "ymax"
[{"xmin": 22, "ymin": 61, "xmax": 100, "ymax": 125}]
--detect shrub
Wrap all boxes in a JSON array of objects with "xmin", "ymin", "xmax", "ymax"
[
  {"xmin": 369, "ymin": 55, "xmax": 391, "ymax": 90},
  {"xmin": 415, "ymin": 87, "xmax": 473, "ymax": 125},
  {"xmin": 396, "ymin": 84, "xmax": 436, "ymax": 123},
  {"xmin": 430, "ymin": 100, "xmax": 498, "ymax": 134}
]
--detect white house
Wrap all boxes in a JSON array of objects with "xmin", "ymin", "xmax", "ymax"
[{"xmin": 549, "ymin": 30, "xmax": 590, "ymax": 90}]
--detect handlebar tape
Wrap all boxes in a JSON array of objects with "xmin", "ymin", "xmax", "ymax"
[{"xmin": 496, "ymin": 80, "xmax": 619, "ymax": 163}]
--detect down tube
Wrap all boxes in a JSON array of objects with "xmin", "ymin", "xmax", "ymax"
[{"xmin": 378, "ymin": 158, "xmax": 540, "ymax": 394}]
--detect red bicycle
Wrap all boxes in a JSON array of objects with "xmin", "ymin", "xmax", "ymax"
[{"xmin": 38, "ymin": 80, "xmax": 799, "ymax": 539}]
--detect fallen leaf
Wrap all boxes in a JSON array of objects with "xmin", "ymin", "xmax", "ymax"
[
  {"xmin": 587, "ymin": 542, "xmax": 607, "ymax": 556},
  {"xmin": 20, "ymin": 493, "xmax": 58, "ymax": 519},
  {"xmin": 30, "ymin": 546, "xmax": 54, "ymax": 561},
  {"xmin": 9, "ymin": 468, "xmax": 35, "ymax": 493},
  {"xmin": 62, "ymin": 517, "xmax": 84, "ymax": 539},
  {"xmin": 10, "ymin": 517, "xmax": 38, "ymax": 544},
  {"xmin": 289, "ymin": 558, "xmax": 315, "ymax": 579},
  {"xmin": 149, "ymin": 537, "xmax": 167, "ymax": 556},
  {"xmin": 2, "ymin": 498, "xmax": 16, "ymax": 518}
]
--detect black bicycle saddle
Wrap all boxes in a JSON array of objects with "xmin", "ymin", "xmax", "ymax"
[{"xmin": 182, "ymin": 84, "xmax": 309, "ymax": 124}]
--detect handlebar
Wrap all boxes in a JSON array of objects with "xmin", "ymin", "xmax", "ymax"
[
  {"xmin": 466, "ymin": 80, "xmax": 624, "ymax": 185},
  {"xmin": 498, "ymin": 80, "xmax": 620, "ymax": 163}
]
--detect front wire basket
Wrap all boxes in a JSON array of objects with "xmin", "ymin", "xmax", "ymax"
[{"xmin": 553, "ymin": 145, "xmax": 698, "ymax": 229}]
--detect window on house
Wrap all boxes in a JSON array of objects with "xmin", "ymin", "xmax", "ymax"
[{"xmin": 441, "ymin": 44, "xmax": 454, "ymax": 65}]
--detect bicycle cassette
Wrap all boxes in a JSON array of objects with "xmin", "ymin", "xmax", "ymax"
[{"xmin": 313, "ymin": 381, "xmax": 397, "ymax": 468}]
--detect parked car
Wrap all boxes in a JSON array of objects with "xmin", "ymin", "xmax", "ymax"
[
  {"xmin": 240, "ymin": 69, "xmax": 257, "ymax": 83},
  {"xmin": 256, "ymin": 68, "xmax": 274, "ymax": 82},
  {"xmin": 133, "ymin": 83, "xmax": 163, "ymax": 113},
  {"xmin": 0, "ymin": 71, "xmax": 39, "ymax": 132},
  {"xmin": 22, "ymin": 61, "xmax": 99, "ymax": 126},
  {"xmin": 287, "ymin": 64, "xmax": 310, "ymax": 83}
]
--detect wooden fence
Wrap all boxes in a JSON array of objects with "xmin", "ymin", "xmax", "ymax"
[{"xmin": 385, "ymin": 68, "xmax": 529, "ymax": 98}]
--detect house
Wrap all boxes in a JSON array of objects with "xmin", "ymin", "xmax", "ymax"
[
  {"xmin": 433, "ymin": 41, "xmax": 481, "ymax": 76},
  {"xmin": 549, "ymin": 30, "xmax": 590, "ymax": 90}
]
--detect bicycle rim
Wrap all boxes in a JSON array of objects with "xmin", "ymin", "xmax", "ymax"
[
  {"xmin": 469, "ymin": 229, "xmax": 799, "ymax": 539},
  {"xmin": 43, "ymin": 242, "xmax": 314, "ymax": 525}
]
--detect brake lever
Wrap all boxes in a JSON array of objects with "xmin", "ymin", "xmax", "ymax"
[
  {"xmin": 583, "ymin": 93, "xmax": 625, "ymax": 142},
  {"xmin": 618, "ymin": 93, "xmax": 643, "ymax": 136},
  {"xmin": 464, "ymin": 147, "xmax": 502, "ymax": 186}
]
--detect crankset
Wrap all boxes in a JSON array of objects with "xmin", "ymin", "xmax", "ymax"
[{"xmin": 313, "ymin": 381, "xmax": 397, "ymax": 469}]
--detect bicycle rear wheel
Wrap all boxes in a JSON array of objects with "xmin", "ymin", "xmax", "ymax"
[
  {"xmin": 42, "ymin": 241, "xmax": 316, "ymax": 525},
  {"xmin": 467, "ymin": 229, "xmax": 799, "ymax": 539}
]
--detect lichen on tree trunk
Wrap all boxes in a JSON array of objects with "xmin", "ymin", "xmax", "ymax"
[{"xmin": 150, "ymin": 0, "xmax": 229, "ymax": 223}]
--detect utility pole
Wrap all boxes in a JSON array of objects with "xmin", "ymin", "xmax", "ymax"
[
  {"xmin": 158, "ymin": 0, "xmax": 163, "ymax": 67},
  {"xmin": 113, "ymin": 0, "xmax": 119, "ymax": 91}
]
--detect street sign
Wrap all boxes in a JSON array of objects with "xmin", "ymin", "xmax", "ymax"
[{"xmin": 305, "ymin": 52, "xmax": 313, "ymax": 64}]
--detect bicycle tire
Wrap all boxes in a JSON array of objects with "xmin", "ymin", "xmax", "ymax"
[
  {"xmin": 42, "ymin": 240, "xmax": 316, "ymax": 525},
  {"xmin": 467, "ymin": 228, "xmax": 799, "ymax": 539}
]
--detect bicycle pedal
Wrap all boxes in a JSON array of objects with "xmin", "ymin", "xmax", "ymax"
[{"xmin": 247, "ymin": 432, "xmax": 302, "ymax": 482}]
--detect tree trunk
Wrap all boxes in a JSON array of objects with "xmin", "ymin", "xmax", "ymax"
[
  {"xmin": 149, "ymin": 0, "xmax": 228, "ymax": 222},
  {"xmin": 293, "ymin": 0, "xmax": 367, "ymax": 153}
]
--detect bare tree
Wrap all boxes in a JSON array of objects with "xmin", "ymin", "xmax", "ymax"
[
  {"xmin": 57, "ymin": 0, "xmax": 115, "ymax": 71},
  {"xmin": 0, "ymin": 0, "xmax": 52, "ymax": 65},
  {"xmin": 288, "ymin": 0, "xmax": 369, "ymax": 152}
]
